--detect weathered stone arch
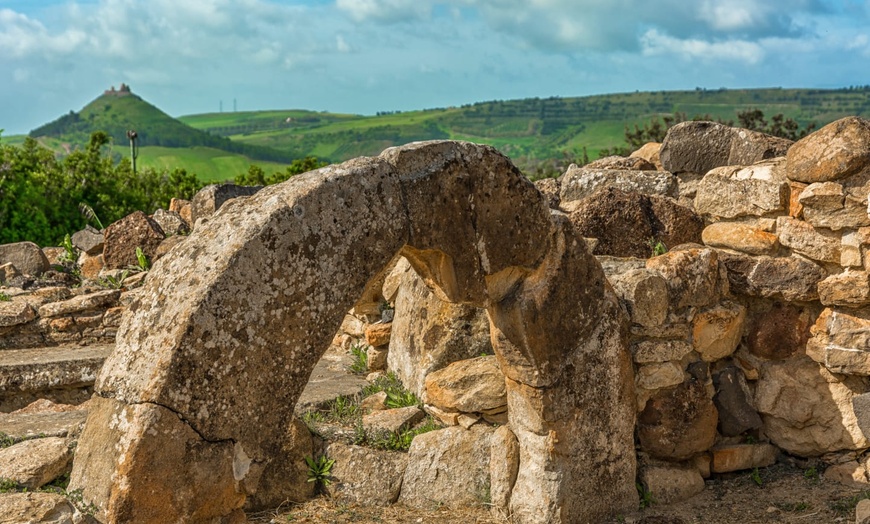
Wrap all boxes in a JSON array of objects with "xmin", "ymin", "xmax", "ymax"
[{"xmin": 70, "ymin": 141, "xmax": 637, "ymax": 523}]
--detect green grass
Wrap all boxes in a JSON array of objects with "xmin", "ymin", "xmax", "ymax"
[{"xmin": 112, "ymin": 145, "xmax": 287, "ymax": 183}]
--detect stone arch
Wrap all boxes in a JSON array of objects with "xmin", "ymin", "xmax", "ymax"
[{"xmin": 70, "ymin": 141, "xmax": 637, "ymax": 523}]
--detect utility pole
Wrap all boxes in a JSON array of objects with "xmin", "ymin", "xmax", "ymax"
[
  {"xmin": 233, "ymin": 98, "xmax": 237, "ymax": 112},
  {"xmin": 220, "ymin": 100, "xmax": 223, "ymax": 113},
  {"xmin": 126, "ymin": 130, "xmax": 139, "ymax": 174}
]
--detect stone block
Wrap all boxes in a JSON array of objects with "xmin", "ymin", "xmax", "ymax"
[
  {"xmin": 776, "ymin": 216, "xmax": 840, "ymax": 263},
  {"xmin": 701, "ymin": 222, "xmax": 779, "ymax": 255},
  {"xmin": 713, "ymin": 366, "xmax": 762, "ymax": 437},
  {"xmin": 786, "ymin": 116, "xmax": 870, "ymax": 184},
  {"xmin": 710, "ymin": 443, "xmax": 777, "ymax": 473},
  {"xmin": 424, "ymin": 356, "xmax": 506, "ymax": 413},
  {"xmin": 0, "ymin": 242, "xmax": 49, "ymax": 277},
  {"xmin": 692, "ymin": 302, "xmax": 746, "ymax": 362},
  {"xmin": 819, "ymin": 271, "xmax": 870, "ymax": 308}
]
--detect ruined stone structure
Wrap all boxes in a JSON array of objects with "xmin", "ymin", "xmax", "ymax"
[{"xmin": 68, "ymin": 141, "xmax": 637, "ymax": 523}]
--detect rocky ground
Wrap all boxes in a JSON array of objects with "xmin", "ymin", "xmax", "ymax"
[{"xmin": 247, "ymin": 462, "xmax": 870, "ymax": 523}]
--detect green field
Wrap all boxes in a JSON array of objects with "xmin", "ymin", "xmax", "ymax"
[{"xmin": 111, "ymin": 145, "xmax": 287, "ymax": 183}]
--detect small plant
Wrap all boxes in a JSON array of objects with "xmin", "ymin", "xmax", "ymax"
[
  {"xmin": 348, "ymin": 343, "xmax": 368, "ymax": 374},
  {"xmin": 636, "ymin": 482, "xmax": 655, "ymax": 509},
  {"xmin": 305, "ymin": 455, "xmax": 334, "ymax": 489},
  {"xmin": 78, "ymin": 202, "xmax": 104, "ymax": 229},
  {"xmin": 98, "ymin": 269, "xmax": 130, "ymax": 290},
  {"xmin": 385, "ymin": 388, "xmax": 420, "ymax": 409},
  {"xmin": 135, "ymin": 247, "xmax": 150, "ymax": 271},
  {"xmin": 326, "ymin": 395, "xmax": 360, "ymax": 423},
  {"xmin": 0, "ymin": 292, "xmax": 10, "ymax": 302},
  {"xmin": 744, "ymin": 434, "xmax": 757, "ymax": 444},
  {"xmin": 648, "ymin": 237, "xmax": 667, "ymax": 257},
  {"xmin": 750, "ymin": 467, "xmax": 763, "ymax": 487},
  {"xmin": 0, "ymin": 478, "xmax": 21, "ymax": 493},
  {"xmin": 804, "ymin": 466, "xmax": 819, "ymax": 482},
  {"xmin": 775, "ymin": 501, "xmax": 812, "ymax": 512},
  {"xmin": 830, "ymin": 490, "xmax": 870, "ymax": 516},
  {"xmin": 58, "ymin": 234, "xmax": 78, "ymax": 264}
]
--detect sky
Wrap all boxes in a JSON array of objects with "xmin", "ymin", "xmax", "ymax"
[{"xmin": 1, "ymin": 0, "xmax": 869, "ymax": 135}]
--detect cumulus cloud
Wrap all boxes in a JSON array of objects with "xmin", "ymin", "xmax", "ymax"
[
  {"xmin": 335, "ymin": 0, "xmax": 431, "ymax": 23},
  {"xmin": 640, "ymin": 29, "xmax": 765, "ymax": 64}
]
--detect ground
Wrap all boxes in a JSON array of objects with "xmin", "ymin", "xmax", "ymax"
[{"xmin": 247, "ymin": 462, "xmax": 869, "ymax": 524}]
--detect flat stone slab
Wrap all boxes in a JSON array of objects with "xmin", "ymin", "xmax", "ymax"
[
  {"xmin": 0, "ymin": 410, "xmax": 87, "ymax": 440},
  {"xmin": 0, "ymin": 344, "xmax": 113, "ymax": 395},
  {"xmin": 295, "ymin": 345, "xmax": 369, "ymax": 413}
]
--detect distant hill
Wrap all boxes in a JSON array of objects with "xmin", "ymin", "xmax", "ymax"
[
  {"xmin": 180, "ymin": 86, "xmax": 870, "ymax": 174},
  {"xmin": 30, "ymin": 84, "xmax": 295, "ymax": 166}
]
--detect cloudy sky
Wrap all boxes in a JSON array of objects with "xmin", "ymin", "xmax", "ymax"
[{"xmin": 1, "ymin": 0, "xmax": 869, "ymax": 135}]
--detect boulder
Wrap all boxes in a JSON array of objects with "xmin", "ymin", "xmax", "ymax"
[
  {"xmin": 785, "ymin": 116, "xmax": 870, "ymax": 184},
  {"xmin": 0, "ymin": 437, "xmax": 72, "ymax": 489},
  {"xmin": 388, "ymin": 265, "xmax": 493, "ymax": 397},
  {"xmin": 568, "ymin": 187, "xmax": 703, "ymax": 258},
  {"xmin": 37, "ymin": 290, "xmax": 120, "ymax": 318},
  {"xmin": 637, "ymin": 378, "xmax": 718, "ymax": 461},
  {"xmin": 713, "ymin": 366, "xmax": 762, "ymax": 437},
  {"xmin": 533, "ymin": 177, "xmax": 560, "ymax": 209},
  {"xmin": 424, "ymin": 356, "xmax": 506, "ymax": 413},
  {"xmin": 825, "ymin": 461, "xmax": 869, "ymax": 488},
  {"xmin": 325, "ymin": 442, "xmax": 408, "ymax": 505},
  {"xmin": 776, "ymin": 216, "xmax": 840, "ymax": 264},
  {"xmin": 639, "ymin": 461, "xmax": 705, "ymax": 505},
  {"xmin": 646, "ymin": 247, "xmax": 720, "ymax": 310},
  {"xmin": 858, "ymin": 498, "xmax": 870, "ymax": 524},
  {"xmin": 808, "ymin": 308, "xmax": 870, "ymax": 375},
  {"xmin": 701, "ymin": 222, "xmax": 779, "ymax": 256},
  {"xmin": 559, "ymin": 165, "xmax": 679, "ymax": 205},
  {"xmin": 629, "ymin": 142, "xmax": 663, "ymax": 170},
  {"xmin": 102, "ymin": 211, "xmax": 165, "ymax": 270},
  {"xmin": 694, "ymin": 160, "xmax": 790, "ymax": 219},
  {"xmin": 632, "ymin": 340, "xmax": 693, "ymax": 365},
  {"xmin": 364, "ymin": 322, "xmax": 392, "ymax": 348},
  {"xmin": 755, "ymin": 356, "xmax": 869, "ymax": 456},
  {"xmin": 190, "ymin": 183, "xmax": 262, "ymax": 225},
  {"xmin": 818, "ymin": 271, "xmax": 870, "ymax": 308},
  {"xmin": 169, "ymin": 198, "xmax": 193, "ymax": 227},
  {"xmin": 691, "ymin": 302, "xmax": 746, "ymax": 362},
  {"xmin": 0, "ymin": 242, "xmax": 50, "ymax": 277},
  {"xmin": 151, "ymin": 209, "xmax": 190, "ymax": 236},
  {"xmin": 746, "ymin": 302, "xmax": 812, "ymax": 360},
  {"xmin": 661, "ymin": 121, "xmax": 792, "ymax": 177},
  {"xmin": 710, "ymin": 443, "xmax": 777, "ymax": 473},
  {"xmin": 719, "ymin": 253, "xmax": 824, "ymax": 302},
  {"xmin": 398, "ymin": 425, "xmax": 494, "ymax": 508},
  {"xmin": 362, "ymin": 406, "xmax": 425, "ymax": 434},
  {"xmin": 0, "ymin": 300, "xmax": 36, "ymax": 327},
  {"xmin": 609, "ymin": 269, "xmax": 669, "ymax": 327},
  {"xmin": 636, "ymin": 362, "xmax": 686, "ymax": 391},
  {"xmin": 71, "ymin": 226, "xmax": 104, "ymax": 256}
]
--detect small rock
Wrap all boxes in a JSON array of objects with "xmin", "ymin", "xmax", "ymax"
[
  {"xmin": 630, "ymin": 142, "xmax": 663, "ymax": 170},
  {"xmin": 636, "ymin": 362, "xmax": 685, "ymax": 391},
  {"xmin": 0, "ymin": 301, "xmax": 36, "ymax": 327},
  {"xmin": 190, "ymin": 183, "xmax": 262, "ymax": 225},
  {"xmin": 0, "ymin": 492, "xmax": 84, "ymax": 524},
  {"xmin": 776, "ymin": 216, "xmax": 841, "ymax": 264},
  {"xmin": 713, "ymin": 366, "xmax": 762, "ymax": 437},
  {"xmin": 856, "ymin": 498, "xmax": 870, "ymax": 524},
  {"xmin": 710, "ymin": 443, "xmax": 777, "ymax": 473},
  {"xmin": 638, "ymin": 379, "xmax": 718, "ymax": 461},
  {"xmin": 71, "ymin": 226, "xmax": 104, "ymax": 256},
  {"xmin": 818, "ymin": 271, "xmax": 870, "ymax": 308},
  {"xmin": 362, "ymin": 406, "xmax": 424, "ymax": 434},
  {"xmin": 325, "ymin": 442, "xmax": 408, "ymax": 506},
  {"xmin": 489, "ymin": 425, "xmax": 519, "ymax": 515},
  {"xmin": 633, "ymin": 340, "xmax": 693, "ymax": 364},
  {"xmin": 701, "ymin": 222, "xmax": 779, "ymax": 256},
  {"xmin": 639, "ymin": 461, "xmax": 705, "ymax": 505},
  {"xmin": 151, "ymin": 209, "xmax": 190, "ymax": 236},
  {"xmin": 825, "ymin": 461, "xmax": 869, "ymax": 488},
  {"xmin": 424, "ymin": 356, "xmax": 506, "ymax": 413},
  {"xmin": 0, "ymin": 437, "xmax": 72, "ymax": 489},
  {"xmin": 0, "ymin": 242, "xmax": 50, "ymax": 277},
  {"xmin": 366, "ymin": 346, "xmax": 388, "ymax": 372},
  {"xmin": 102, "ymin": 211, "xmax": 165, "ymax": 270},
  {"xmin": 364, "ymin": 322, "xmax": 392, "ymax": 348},
  {"xmin": 692, "ymin": 302, "xmax": 746, "ymax": 362}
]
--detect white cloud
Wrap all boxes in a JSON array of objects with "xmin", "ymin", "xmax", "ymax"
[
  {"xmin": 335, "ymin": 0, "xmax": 431, "ymax": 23},
  {"xmin": 336, "ymin": 35, "xmax": 351, "ymax": 53},
  {"xmin": 640, "ymin": 28, "xmax": 765, "ymax": 64}
]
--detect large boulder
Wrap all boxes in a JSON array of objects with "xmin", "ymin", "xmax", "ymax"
[
  {"xmin": 559, "ymin": 164, "xmax": 679, "ymax": 206},
  {"xmin": 584, "ymin": 155, "xmax": 656, "ymax": 171},
  {"xmin": 189, "ymin": 183, "xmax": 262, "ymax": 226},
  {"xmin": 661, "ymin": 121, "xmax": 792, "ymax": 177},
  {"xmin": 719, "ymin": 253, "xmax": 824, "ymax": 302},
  {"xmin": 637, "ymin": 378, "xmax": 718, "ymax": 461},
  {"xmin": 423, "ymin": 355, "xmax": 506, "ymax": 413},
  {"xmin": 694, "ymin": 159, "xmax": 790, "ymax": 219},
  {"xmin": 785, "ymin": 116, "xmax": 870, "ymax": 184},
  {"xmin": 325, "ymin": 443, "xmax": 408, "ymax": 506},
  {"xmin": 0, "ymin": 437, "xmax": 72, "ymax": 489},
  {"xmin": 630, "ymin": 142, "xmax": 663, "ymax": 170},
  {"xmin": 568, "ymin": 187, "xmax": 703, "ymax": 258}
]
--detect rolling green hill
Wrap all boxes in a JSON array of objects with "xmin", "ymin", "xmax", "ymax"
[{"xmin": 180, "ymin": 86, "xmax": 870, "ymax": 175}]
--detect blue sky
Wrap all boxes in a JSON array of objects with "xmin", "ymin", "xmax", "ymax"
[{"xmin": 1, "ymin": 0, "xmax": 869, "ymax": 135}]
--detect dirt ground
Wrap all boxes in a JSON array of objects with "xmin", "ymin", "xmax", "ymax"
[{"xmin": 247, "ymin": 462, "xmax": 869, "ymax": 524}]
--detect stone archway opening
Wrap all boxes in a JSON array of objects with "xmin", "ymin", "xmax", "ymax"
[{"xmin": 69, "ymin": 141, "xmax": 637, "ymax": 524}]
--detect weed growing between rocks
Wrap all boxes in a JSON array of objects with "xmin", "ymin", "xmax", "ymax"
[
  {"xmin": 348, "ymin": 344, "xmax": 368, "ymax": 375},
  {"xmin": 305, "ymin": 455, "xmax": 335, "ymax": 492},
  {"xmin": 0, "ymin": 292, "xmax": 10, "ymax": 301},
  {"xmin": 830, "ymin": 489, "xmax": 870, "ymax": 516}
]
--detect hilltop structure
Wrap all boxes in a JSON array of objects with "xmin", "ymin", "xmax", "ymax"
[{"xmin": 102, "ymin": 83, "xmax": 132, "ymax": 97}]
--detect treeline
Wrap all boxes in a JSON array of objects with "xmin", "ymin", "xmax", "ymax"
[{"xmin": 0, "ymin": 131, "xmax": 202, "ymax": 246}]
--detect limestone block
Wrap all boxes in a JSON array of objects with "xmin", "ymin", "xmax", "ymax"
[
  {"xmin": 776, "ymin": 216, "xmax": 840, "ymax": 263},
  {"xmin": 38, "ymin": 290, "xmax": 120, "ymax": 318},
  {"xmin": 189, "ymin": 183, "xmax": 262, "ymax": 225},
  {"xmin": 719, "ymin": 253, "xmax": 824, "ymax": 302},
  {"xmin": 859, "ymin": 498, "xmax": 870, "ymax": 524},
  {"xmin": 151, "ymin": 209, "xmax": 190, "ymax": 236},
  {"xmin": 694, "ymin": 164, "xmax": 790, "ymax": 219},
  {"xmin": 389, "ymin": 267, "xmax": 492, "ymax": 397},
  {"xmin": 754, "ymin": 357, "xmax": 869, "ymax": 456},
  {"xmin": 818, "ymin": 271, "xmax": 870, "ymax": 308},
  {"xmin": 362, "ymin": 406, "xmax": 425, "ymax": 434},
  {"xmin": 0, "ymin": 492, "xmax": 83, "ymax": 524},
  {"xmin": 585, "ymin": 155, "xmax": 656, "ymax": 171},
  {"xmin": 629, "ymin": 142, "xmax": 663, "ymax": 171},
  {"xmin": 0, "ymin": 242, "xmax": 50, "ymax": 277},
  {"xmin": 0, "ymin": 301, "xmax": 36, "ymax": 327},
  {"xmin": 843, "ymin": 231, "xmax": 866, "ymax": 268},
  {"xmin": 102, "ymin": 211, "xmax": 165, "ymax": 270},
  {"xmin": 661, "ymin": 121, "xmax": 792, "ymax": 177},
  {"xmin": 364, "ymin": 322, "xmax": 392, "ymax": 348},
  {"xmin": 692, "ymin": 302, "xmax": 746, "ymax": 362},
  {"xmin": 610, "ymin": 269, "xmax": 669, "ymax": 327},
  {"xmin": 636, "ymin": 362, "xmax": 685, "ymax": 390},
  {"xmin": 785, "ymin": 116, "xmax": 870, "ymax": 184},
  {"xmin": 710, "ymin": 443, "xmax": 777, "ymax": 473},
  {"xmin": 568, "ymin": 188, "xmax": 703, "ymax": 259},
  {"xmin": 637, "ymin": 379, "xmax": 718, "ymax": 461},
  {"xmin": 533, "ymin": 177, "xmax": 561, "ymax": 209},
  {"xmin": 714, "ymin": 366, "xmax": 762, "ymax": 437},
  {"xmin": 325, "ymin": 442, "xmax": 408, "ymax": 506},
  {"xmin": 701, "ymin": 222, "xmax": 779, "ymax": 256},
  {"xmin": 633, "ymin": 339, "xmax": 693, "ymax": 364},
  {"xmin": 398, "ymin": 425, "xmax": 494, "ymax": 508},
  {"xmin": 639, "ymin": 462, "xmax": 705, "ymax": 505},
  {"xmin": 824, "ymin": 461, "xmax": 869, "ymax": 488},
  {"xmin": 366, "ymin": 346, "xmax": 388, "ymax": 371},
  {"xmin": 559, "ymin": 165, "xmax": 678, "ymax": 204},
  {"xmin": 71, "ymin": 226, "xmax": 104, "ymax": 256},
  {"xmin": 424, "ymin": 355, "xmax": 506, "ymax": 413},
  {"xmin": 489, "ymin": 425, "xmax": 519, "ymax": 516},
  {"xmin": 169, "ymin": 198, "xmax": 192, "ymax": 227},
  {"xmin": 646, "ymin": 247, "xmax": 720, "ymax": 310},
  {"xmin": 0, "ymin": 437, "xmax": 72, "ymax": 489},
  {"xmin": 746, "ymin": 302, "xmax": 812, "ymax": 360}
]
